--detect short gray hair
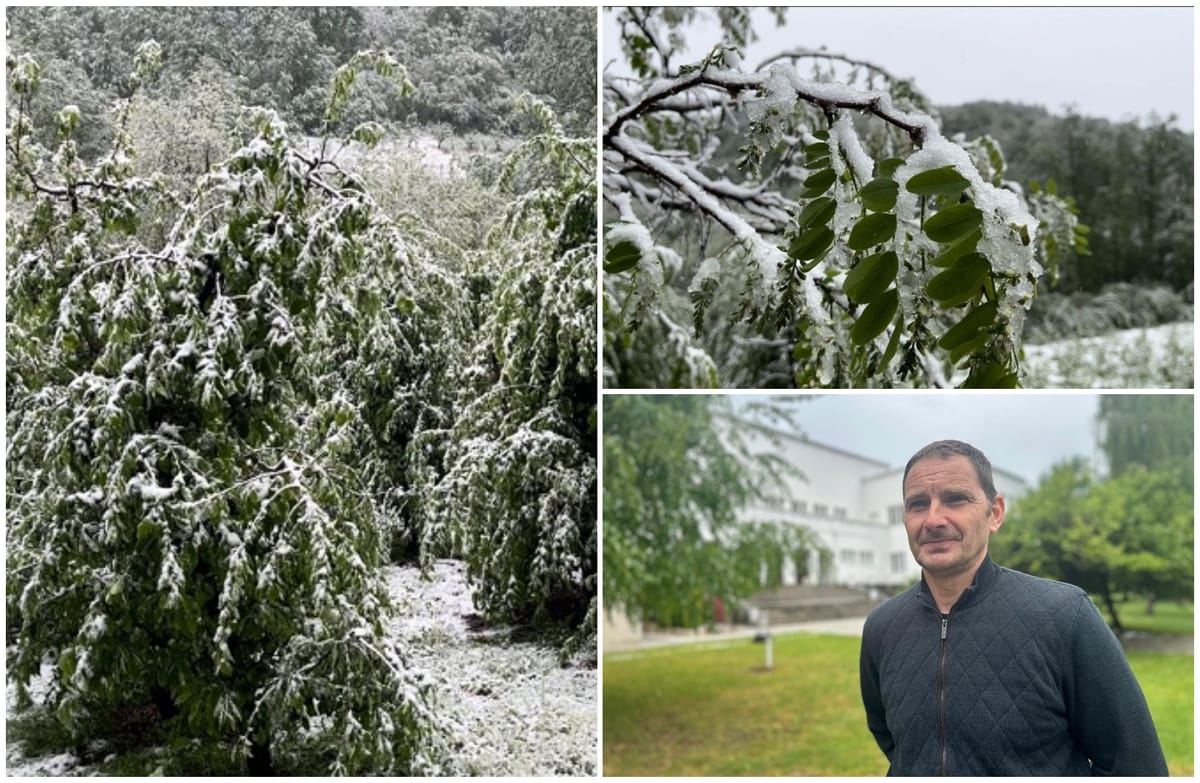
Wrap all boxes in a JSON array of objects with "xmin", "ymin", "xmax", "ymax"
[{"xmin": 903, "ymin": 440, "xmax": 998, "ymax": 503}]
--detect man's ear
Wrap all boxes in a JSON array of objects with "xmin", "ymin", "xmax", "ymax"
[{"xmin": 988, "ymin": 494, "xmax": 1006, "ymax": 533}]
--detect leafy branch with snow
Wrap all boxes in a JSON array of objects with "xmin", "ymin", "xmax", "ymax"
[
  {"xmin": 603, "ymin": 9, "xmax": 1087, "ymax": 388},
  {"xmin": 7, "ymin": 31, "xmax": 595, "ymax": 776}
]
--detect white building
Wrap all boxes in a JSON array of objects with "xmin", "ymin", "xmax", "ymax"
[{"xmin": 737, "ymin": 421, "xmax": 1030, "ymax": 589}]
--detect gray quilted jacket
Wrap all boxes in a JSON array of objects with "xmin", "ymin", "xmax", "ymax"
[{"xmin": 859, "ymin": 556, "xmax": 1168, "ymax": 776}]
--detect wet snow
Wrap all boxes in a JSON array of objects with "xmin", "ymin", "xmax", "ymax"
[
  {"xmin": 6, "ymin": 560, "xmax": 596, "ymax": 776},
  {"xmin": 385, "ymin": 560, "xmax": 596, "ymax": 776}
]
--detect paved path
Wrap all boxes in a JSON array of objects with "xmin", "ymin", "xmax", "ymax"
[
  {"xmin": 609, "ymin": 616, "xmax": 867, "ymax": 654},
  {"xmin": 609, "ymin": 617, "xmax": 1192, "ymax": 655}
]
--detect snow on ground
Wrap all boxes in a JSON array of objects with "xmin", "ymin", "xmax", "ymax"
[
  {"xmin": 6, "ymin": 662, "xmax": 98, "ymax": 777},
  {"xmin": 384, "ymin": 560, "xmax": 596, "ymax": 776},
  {"xmin": 7, "ymin": 561, "xmax": 596, "ymax": 776},
  {"xmin": 300, "ymin": 134, "xmax": 465, "ymax": 179},
  {"xmin": 1021, "ymin": 321, "xmax": 1193, "ymax": 388}
]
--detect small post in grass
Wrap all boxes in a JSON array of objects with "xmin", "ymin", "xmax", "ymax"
[{"xmin": 753, "ymin": 610, "xmax": 773, "ymax": 671}]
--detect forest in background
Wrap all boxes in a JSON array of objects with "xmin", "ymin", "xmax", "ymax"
[{"xmin": 938, "ymin": 102, "xmax": 1193, "ymax": 343}]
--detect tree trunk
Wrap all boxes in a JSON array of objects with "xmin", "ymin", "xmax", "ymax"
[
  {"xmin": 247, "ymin": 740, "xmax": 275, "ymax": 776},
  {"xmin": 150, "ymin": 686, "xmax": 178, "ymax": 721},
  {"xmin": 1101, "ymin": 586, "xmax": 1123, "ymax": 634},
  {"xmin": 1145, "ymin": 593, "xmax": 1156, "ymax": 616}
]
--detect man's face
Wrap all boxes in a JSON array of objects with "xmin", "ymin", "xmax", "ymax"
[{"xmin": 903, "ymin": 455, "xmax": 1005, "ymax": 579}]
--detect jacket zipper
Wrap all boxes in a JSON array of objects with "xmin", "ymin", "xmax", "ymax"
[{"xmin": 938, "ymin": 614, "xmax": 949, "ymax": 776}]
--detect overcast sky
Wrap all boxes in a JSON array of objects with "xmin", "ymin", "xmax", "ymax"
[
  {"xmin": 734, "ymin": 393, "xmax": 1113, "ymax": 487},
  {"xmin": 603, "ymin": 7, "xmax": 1194, "ymax": 130}
]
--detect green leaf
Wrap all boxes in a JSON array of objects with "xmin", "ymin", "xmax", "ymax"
[
  {"xmin": 605, "ymin": 240, "xmax": 641, "ymax": 273},
  {"xmin": 800, "ymin": 168, "xmax": 836, "ymax": 198},
  {"xmin": 930, "ymin": 227, "xmax": 982, "ymax": 268},
  {"xmin": 804, "ymin": 141, "xmax": 829, "ymax": 156},
  {"xmin": 926, "ymin": 252, "xmax": 990, "ymax": 307},
  {"xmin": 962, "ymin": 362, "xmax": 1020, "ymax": 388},
  {"xmin": 860, "ymin": 178, "xmax": 899, "ymax": 212},
  {"xmin": 881, "ymin": 312, "xmax": 904, "ymax": 366},
  {"xmin": 906, "ymin": 165, "xmax": 970, "ymax": 197},
  {"xmin": 850, "ymin": 288, "xmax": 899, "ymax": 345},
  {"xmin": 844, "ymin": 251, "xmax": 898, "ymax": 304},
  {"xmin": 876, "ymin": 157, "xmax": 905, "ymax": 178},
  {"xmin": 847, "ymin": 213, "xmax": 897, "ymax": 251},
  {"xmin": 788, "ymin": 226, "xmax": 834, "ymax": 262},
  {"xmin": 924, "ymin": 204, "xmax": 983, "ymax": 243},
  {"xmin": 797, "ymin": 197, "xmax": 836, "ymax": 230},
  {"xmin": 938, "ymin": 300, "xmax": 998, "ymax": 351},
  {"xmin": 137, "ymin": 520, "xmax": 158, "ymax": 541}
]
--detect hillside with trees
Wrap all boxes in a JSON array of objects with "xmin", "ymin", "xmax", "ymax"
[
  {"xmin": 6, "ymin": 6, "xmax": 596, "ymax": 776},
  {"xmin": 939, "ymin": 102, "xmax": 1193, "ymax": 343}
]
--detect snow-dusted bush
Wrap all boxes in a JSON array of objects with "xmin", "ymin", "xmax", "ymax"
[
  {"xmin": 6, "ymin": 50, "xmax": 446, "ymax": 775},
  {"xmin": 603, "ymin": 10, "xmax": 1086, "ymax": 388},
  {"xmin": 421, "ymin": 96, "xmax": 598, "ymax": 655}
]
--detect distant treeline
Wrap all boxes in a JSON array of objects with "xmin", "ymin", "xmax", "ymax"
[
  {"xmin": 939, "ymin": 101, "xmax": 1193, "ymax": 296},
  {"xmin": 6, "ymin": 6, "xmax": 595, "ymax": 151}
]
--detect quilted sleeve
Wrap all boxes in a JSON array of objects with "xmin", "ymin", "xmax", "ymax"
[
  {"xmin": 1063, "ymin": 595, "xmax": 1169, "ymax": 776},
  {"xmin": 859, "ymin": 616, "xmax": 895, "ymax": 764}
]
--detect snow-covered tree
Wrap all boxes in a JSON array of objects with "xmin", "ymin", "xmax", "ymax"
[
  {"xmin": 420, "ymin": 95, "xmax": 597, "ymax": 656},
  {"xmin": 6, "ymin": 49, "xmax": 447, "ymax": 775},
  {"xmin": 603, "ymin": 8, "xmax": 1087, "ymax": 388}
]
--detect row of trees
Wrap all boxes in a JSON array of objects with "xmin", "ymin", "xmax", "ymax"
[
  {"xmin": 6, "ymin": 32, "xmax": 596, "ymax": 775},
  {"xmin": 939, "ymin": 102, "xmax": 1193, "ymax": 296}
]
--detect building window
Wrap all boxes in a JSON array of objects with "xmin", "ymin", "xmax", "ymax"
[
  {"xmin": 814, "ymin": 503, "xmax": 829, "ymax": 517},
  {"xmin": 792, "ymin": 500, "xmax": 807, "ymax": 514},
  {"xmin": 891, "ymin": 553, "xmax": 907, "ymax": 573},
  {"xmin": 839, "ymin": 549, "xmax": 854, "ymax": 564},
  {"xmin": 888, "ymin": 505, "xmax": 904, "ymax": 526},
  {"xmin": 833, "ymin": 507, "xmax": 847, "ymax": 519},
  {"xmin": 859, "ymin": 550, "xmax": 874, "ymax": 566}
]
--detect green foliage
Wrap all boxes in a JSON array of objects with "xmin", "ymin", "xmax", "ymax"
[
  {"xmin": 1097, "ymin": 395, "xmax": 1194, "ymax": 478},
  {"xmin": 603, "ymin": 396, "xmax": 824, "ymax": 627},
  {"xmin": 940, "ymin": 102, "xmax": 1193, "ymax": 294},
  {"xmin": 412, "ymin": 96, "xmax": 597, "ymax": 656},
  {"xmin": 604, "ymin": 11, "xmax": 1082, "ymax": 388},
  {"xmin": 991, "ymin": 458, "xmax": 1193, "ymax": 630}
]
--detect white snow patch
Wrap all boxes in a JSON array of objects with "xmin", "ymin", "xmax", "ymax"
[
  {"xmin": 1022, "ymin": 321, "xmax": 1193, "ymax": 388},
  {"xmin": 384, "ymin": 560, "xmax": 596, "ymax": 776}
]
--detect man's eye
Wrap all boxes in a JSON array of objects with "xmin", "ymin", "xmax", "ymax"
[{"xmin": 906, "ymin": 500, "xmax": 928, "ymax": 512}]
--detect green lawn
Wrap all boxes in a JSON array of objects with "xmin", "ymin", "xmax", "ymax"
[
  {"xmin": 603, "ymin": 633, "xmax": 1193, "ymax": 776},
  {"xmin": 1096, "ymin": 597, "xmax": 1194, "ymax": 636}
]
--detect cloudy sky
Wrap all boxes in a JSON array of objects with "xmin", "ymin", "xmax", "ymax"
[
  {"xmin": 734, "ymin": 393, "xmax": 1121, "ymax": 487},
  {"xmin": 603, "ymin": 7, "xmax": 1194, "ymax": 129}
]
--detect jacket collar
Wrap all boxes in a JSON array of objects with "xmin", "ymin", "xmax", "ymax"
[{"xmin": 918, "ymin": 553, "xmax": 998, "ymax": 612}]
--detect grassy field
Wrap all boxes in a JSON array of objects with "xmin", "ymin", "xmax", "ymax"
[
  {"xmin": 603, "ymin": 632, "xmax": 1193, "ymax": 776},
  {"xmin": 1096, "ymin": 597, "xmax": 1194, "ymax": 636}
]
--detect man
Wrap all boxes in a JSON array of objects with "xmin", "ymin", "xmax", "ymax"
[{"xmin": 859, "ymin": 440, "xmax": 1168, "ymax": 776}]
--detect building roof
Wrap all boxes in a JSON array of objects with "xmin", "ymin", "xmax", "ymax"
[{"xmin": 731, "ymin": 415, "xmax": 891, "ymax": 469}]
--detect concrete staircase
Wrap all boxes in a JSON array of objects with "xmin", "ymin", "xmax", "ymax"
[{"xmin": 744, "ymin": 584, "xmax": 882, "ymax": 625}]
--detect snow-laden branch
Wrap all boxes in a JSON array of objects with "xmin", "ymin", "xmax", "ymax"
[{"xmin": 605, "ymin": 62, "xmax": 938, "ymax": 147}]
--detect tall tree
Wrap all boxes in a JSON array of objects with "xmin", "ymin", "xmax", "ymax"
[
  {"xmin": 603, "ymin": 396, "xmax": 823, "ymax": 627},
  {"xmin": 6, "ymin": 47, "xmax": 446, "ymax": 775},
  {"xmin": 991, "ymin": 459, "xmax": 1193, "ymax": 631},
  {"xmin": 1097, "ymin": 395, "xmax": 1194, "ymax": 478}
]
